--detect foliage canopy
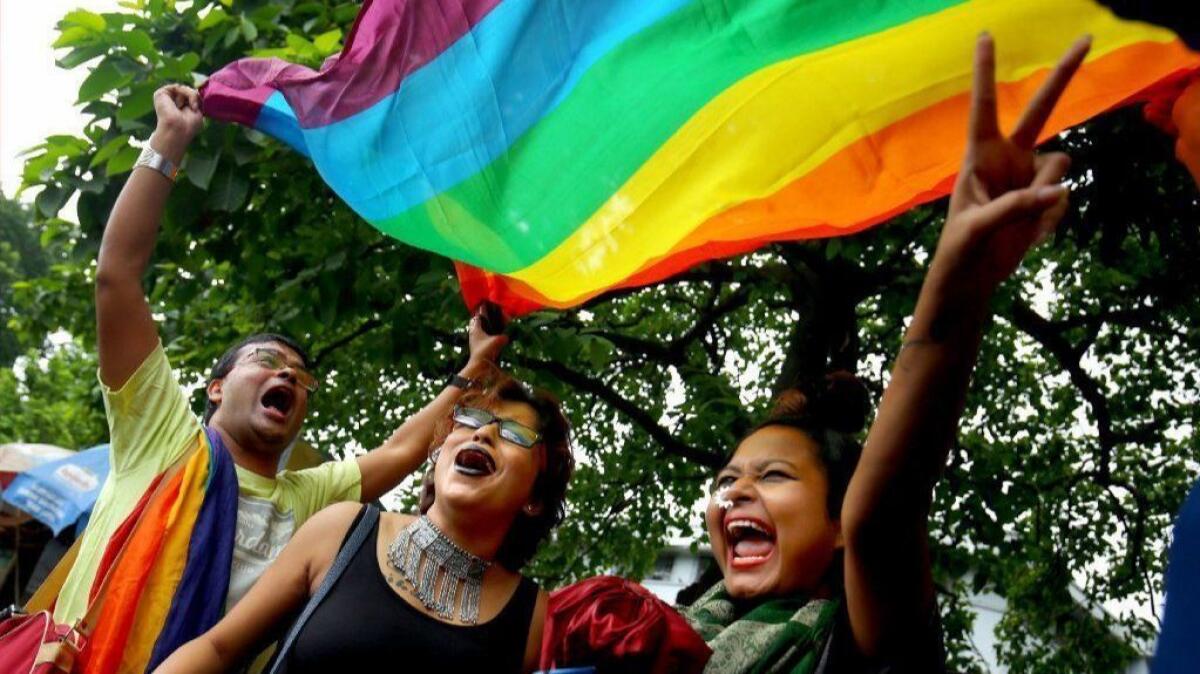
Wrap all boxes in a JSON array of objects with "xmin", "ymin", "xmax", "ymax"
[{"xmin": 5, "ymin": 1, "xmax": 1199, "ymax": 671}]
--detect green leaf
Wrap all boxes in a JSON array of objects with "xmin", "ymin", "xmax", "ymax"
[
  {"xmin": 249, "ymin": 5, "xmax": 283, "ymax": 23},
  {"xmin": 313, "ymin": 28, "xmax": 342, "ymax": 54},
  {"xmin": 294, "ymin": 3, "xmax": 327, "ymax": 17},
  {"xmin": 56, "ymin": 44, "xmax": 108, "ymax": 69},
  {"xmin": 249, "ymin": 47, "xmax": 291, "ymax": 59},
  {"xmin": 60, "ymin": 9, "xmax": 107, "ymax": 32},
  {"xmin": 77, "ymin": 61, "xmax": 135, "ymax": 104},
  {"xmin": 76, "ymin": 191, "xmax": 106, "ymax": 232},
  {"xmin": 208, "ymin": 168, "xmax": 249, "ymax": 211},
  {"xmin": 52, "ymin": 26, "xmax": 94, "ymax": 49},
  {"xmin": 21, "ymin": 154, "xmax": 59, "ymax": 186},
  {"xmin": 160, "ymin": 52, "xmax": 201, "ymax": 81},
  {"xmin": 35, "ymin": 185, "xmax": 71, "ymax": 218},
  {"xmin": 116, "ymin": 83, "xmax": 157, "ymax": 124},
  {"xmin": 284, "ymin": 33, "xmax": 319, "ymax": 60},
  {"xmin": 105, "ymin": 145, "xmax": 141, "ymax": 176},
  {"xmin": 45, "ymin": 135, "xmax": 91, "ymax": 158},
  {"xmin": 332, "ymin": 3, "xmax": 360, "ymax": 24},
  {"xmin": 197, "ymin": 6, "xmax": 228, "ymax": 31},
  {"xmin": 240, "ymin": 16, "xmax": 258, "ymax": 42},
  {"xmin": 89, "ymin": 135, "xmax": 131, "ymax": 168},
  {"xmin": 184, "ymin": 153, "xmax": 219, "ymax": 190},
  {"xmin": 118, "ymin": 29, "xmax": 157, "ymax": 61},
  {"xmin": 223, "ymin": 26, "xmax": 240, "ymax": 48}
]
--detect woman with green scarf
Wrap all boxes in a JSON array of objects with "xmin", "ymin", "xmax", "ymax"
[{"xmin": 678, "ymin": 33, "xmax": 1093, "ymax": 673}]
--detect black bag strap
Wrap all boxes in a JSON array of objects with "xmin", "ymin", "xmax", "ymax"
[{"xmin": 267, "ymin": 504, "xmax": 379, "ymax": 674}]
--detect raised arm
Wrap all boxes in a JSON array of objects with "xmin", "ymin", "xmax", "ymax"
[
  {"xmin": 152, "ymin": 502, "xmax": 362, "ymax": 674},
  {"xmin": 96, "ymin": 85, "xmax": 202, "ymax": 389},
  {"xmin": 355, "ymin": 313, "xmax": 508, "ymax": 502},
  {"xmin": 839, "ymin": 34, "xmax": 1090, "ymax": 658}
]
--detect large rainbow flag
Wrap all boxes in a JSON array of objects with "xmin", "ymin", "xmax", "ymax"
[{"xmin": 201, "ymin": 0, "xmax": 1199, "ymax": 315}]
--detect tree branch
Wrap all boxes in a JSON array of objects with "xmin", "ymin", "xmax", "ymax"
[
  {"xmin": 512, "ymin": 353, "xmax": 724, "ymax": 469},
  {"xmin": 312, "ymin": 317, "xmax": 383, "ymax": 367}
]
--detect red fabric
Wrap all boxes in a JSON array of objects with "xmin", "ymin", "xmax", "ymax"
[
  {"xmin": 79, "ymin": 468, "xmax": 184, "ymax": 674},
  {"xmin": 0, "ymin": 612, "xmax": 82, "ymax": 674},
  {"xmin": 86, "ymin": 472, "xmax": 165, "ymax": 606},
  {"xmin": 539, "ymin": 576, "xmax": 711, "ymax": 674},
  {"xmin": 1143, "ymin": 72, "xmax": 1200, "ymax": 187},
  {"xmin": 1172, "ymin": 79, "xmax": 1200, "ymax": 186}
]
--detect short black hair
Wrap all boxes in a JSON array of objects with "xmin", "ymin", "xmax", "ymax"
[{"xmin": 203, "ymin": 333, "xmax": 313, "ymax": 423}]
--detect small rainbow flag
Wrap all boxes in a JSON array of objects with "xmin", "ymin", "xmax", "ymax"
[
  {"xmin": 78, "ymin": 429, "xmax": 237, "ymax": 674},
  {"xmin": 201, "ymin": 0, "xmax": 1199, "ymax": 315}
]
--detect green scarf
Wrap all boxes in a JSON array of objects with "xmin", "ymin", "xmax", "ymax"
[{"xmin": 683, "ymin": 582, "xmax": 839, "ymax": 674}]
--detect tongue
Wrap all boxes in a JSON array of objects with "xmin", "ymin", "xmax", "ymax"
[{"xmin": 734, "ymin": 539, "xmax": 774, "ymax": 558}]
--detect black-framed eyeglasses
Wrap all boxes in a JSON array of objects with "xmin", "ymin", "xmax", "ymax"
[
  {"xmin": 247, "ymin": 348, "xmax": 319, "ymax": 392},
  {"xmin": 452, "ymin": 406, "xmax": 541, "ymax": 448}
]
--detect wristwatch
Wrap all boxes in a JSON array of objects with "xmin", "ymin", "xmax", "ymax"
[
  {"xmin": 448, "ymin": 374, "xmax": 476, "ymax": 390},
  {"xmin": 133, "ymin": 144, "xmax": 179, "ymax": 182}
]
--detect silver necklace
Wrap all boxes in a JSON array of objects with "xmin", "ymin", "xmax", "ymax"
[{"xmin": 387, "ymin": 515, "xmax": 491, "ymax": 624}]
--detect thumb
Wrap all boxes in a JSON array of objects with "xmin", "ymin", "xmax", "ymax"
[{"xmin": 968, "ymin": 183, "xmax": 1067, "ymax": 237}]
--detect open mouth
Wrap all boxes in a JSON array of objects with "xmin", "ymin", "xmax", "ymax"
[
  {"xmin": 453, "ymin": 446, "xmax": 496, "ymax": 477},
  {"xmin": 724, "ymin": 516, "xmax": 776, "ymax": 568},
  {"xmin": 260, "ymin": 385, "xmax": 295, "ymax": 421}
]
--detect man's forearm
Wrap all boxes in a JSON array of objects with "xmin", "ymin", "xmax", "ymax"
[
  {"xmin": 96, "ymin": 130, "xmax": 187, "ymax": 285},
  {"xmin": 96, "ymin": 93, "xmax": 199, "ymax": 390}
]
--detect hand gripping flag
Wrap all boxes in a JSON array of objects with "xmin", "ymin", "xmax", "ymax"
[{"xmin": 201, "ymin": 0, "xmax": 1199, "ymax": 316}]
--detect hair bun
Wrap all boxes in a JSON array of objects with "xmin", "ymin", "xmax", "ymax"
[
  {"xmin": 768, "ymin": 371, "xmax": 870, "ymax": 435},
  {"xmin": 769, "ymin": 388, "xmax": 812, "ymax": 418},
  {"xmin": 815, "ymin": 371, "xmax": 870, "ymax": 434}
]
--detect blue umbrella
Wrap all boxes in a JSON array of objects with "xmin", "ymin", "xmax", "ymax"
[{"xmin": 1, "ymin": 445, "xmax": 109, "ymax": 534}]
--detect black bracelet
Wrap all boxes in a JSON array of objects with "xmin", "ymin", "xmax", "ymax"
[{"xmin": 448, "ymin": 374, "xmax": 474, "ymax": 390}]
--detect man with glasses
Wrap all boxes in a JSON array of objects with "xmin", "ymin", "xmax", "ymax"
[{"xmin": 52, "ymin": 83, "xmax": 505, "ymax": 630}]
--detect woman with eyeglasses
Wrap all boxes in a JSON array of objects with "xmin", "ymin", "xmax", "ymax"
[{"xmin": 155, "ymin": 373, "xmax": 574, "ymax": 674}]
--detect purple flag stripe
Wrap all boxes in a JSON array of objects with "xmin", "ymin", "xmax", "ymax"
[{"xmin": 204, "ymin": 0, "xmax": 504, "ymax": 129}]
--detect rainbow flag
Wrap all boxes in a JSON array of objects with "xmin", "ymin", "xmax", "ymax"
[
  {"xmin": 201, "ymin": 0, "xmax": 1199, "ymax": 315},
  {"xmin": 79, "ymin": 429, "xmax": 237, "ymax": 674}
]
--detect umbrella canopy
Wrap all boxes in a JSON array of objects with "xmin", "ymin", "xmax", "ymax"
[
  {"xmin": 0, "ymin": 443, "xmax": 74, "ymax": 488},
  {"xmin": 1, "ymin": 445, "xmax": 110, "ymax": 535}
]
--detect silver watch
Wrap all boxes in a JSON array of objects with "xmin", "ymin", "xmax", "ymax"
[{"xmin": 133, "ymin": 144, "xmax": 179, "ymax": 182}]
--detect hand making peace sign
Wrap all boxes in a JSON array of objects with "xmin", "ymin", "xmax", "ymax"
[{"xmin": 928, "ymin": 33, "xmax": 1092, "ymax": 301}]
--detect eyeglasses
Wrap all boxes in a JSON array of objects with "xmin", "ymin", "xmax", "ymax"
[
  {"xmin": 247, "ymin": 348, "xmax": 318, "ymax": 392},
  {"xmin": 452, "ymin": 406, "xmax": 541, "ymax": 448}
]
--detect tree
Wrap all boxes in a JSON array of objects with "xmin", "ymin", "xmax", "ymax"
[
  {"xmin": 0, "ymin": 197, "xmax": 49, "ymax": 366},
  {"xmin": 10, "ymin": 2, "xmax": 1199, "ymax": 671}
]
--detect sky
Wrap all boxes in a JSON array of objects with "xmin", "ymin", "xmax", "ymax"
[{"xmin": 0, "ymin": 0, "xmax": 121, "ymax": 200}]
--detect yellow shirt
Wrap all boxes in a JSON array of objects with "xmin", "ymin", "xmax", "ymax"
[{"xmin": 54, "ymin": 342, "xmax": 361, "ymax": 624}]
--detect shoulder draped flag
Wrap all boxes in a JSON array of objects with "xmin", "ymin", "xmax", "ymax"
[
  {"xmin": 78, "ymin": 429, "xmax": 237, "ymax": 674},
  {"xmin": 201, "ymin": 0, "xmax": 1200, "ymax": 316}
]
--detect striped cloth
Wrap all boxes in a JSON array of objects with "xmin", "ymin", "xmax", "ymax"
[
  {"xmin": 201, "ymin": 0, "xmax": 1199, "ymax": 315},
  {"xmin": 78, "ymin": 428, "xmax": 238, "ymax": 674}
]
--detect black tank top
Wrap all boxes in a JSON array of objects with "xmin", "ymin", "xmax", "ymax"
[{"xmin": 274, "ymin": 512, "xmax": 539, "ymax": 674}]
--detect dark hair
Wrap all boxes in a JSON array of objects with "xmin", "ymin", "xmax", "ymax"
[
  {"xmin": 746, "ymin": 371, "xmax": 870, "ymax": 519},
  {"xmin": 203, "ymin": 333, "xmax": 313, "ymax": 423},
  {"xmin": 420, "ymin": 372, "xmax": 574, "ymax": 571}
]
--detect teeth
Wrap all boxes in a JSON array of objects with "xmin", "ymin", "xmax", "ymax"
[{"xmin": 726, "ymin": 519, "xmax": 770, "ymax": 535}]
